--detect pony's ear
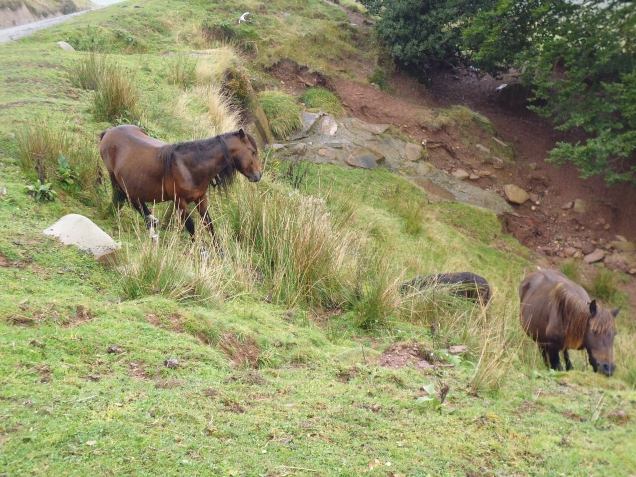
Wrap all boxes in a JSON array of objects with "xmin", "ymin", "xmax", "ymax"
[
  {"xmin": 238, "ymin": 128, "xmax": 246, "ymax": 140},
  {"xmin": 589, "ymin": 300, "xmax": 598, "ymax": 317},
  {"xmin": 611, "ymin": 306, "xmax": 621, "ymax": 317}
]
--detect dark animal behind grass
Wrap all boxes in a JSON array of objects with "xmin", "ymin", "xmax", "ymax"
[{"xmin": 401, "ymin": 272, "xmax": 492, "ymax": 305}]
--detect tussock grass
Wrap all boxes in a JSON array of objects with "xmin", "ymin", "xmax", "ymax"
[
  {"xmin": 560, "ymin": 259, "xmax": 581, "ymax": 283},
  {"xmin": 301, "ymin": 87, "xmax": 344, "ymax": 116},
  {"xmin": 16, "ymin": 118, "xmax": 103, "ymax": 199},
  {"xmin": 172, "ymin": 85, "xmax": 240, "ymax": 138},
  {"xmin": 164, "ymin": 52, "xmax": 198, "ymax": 89},
  {"xmin": 194, "ymin": 46, "xmax": 243, "ymax": 85},
  {"xmin": 592, "ymin": 268, "xmax": 619, "ymax": 303},
  {"xmin": 258, "ymin": 90, "xmax": 303, "ymax": 139},
  {"xmin": 93, "ymin": 63, "xmax": 140, "ymax": 123},
  {"xmin": 117, "ymin": 216, "xmax": 253, "ymax": 303},
  {"xmin": 224, "ymin": 181, "xmax": 360, "ymax": 308},
  {"xmin": 67, "ymin": 52, "xmax": 110, "ymax": 90}
]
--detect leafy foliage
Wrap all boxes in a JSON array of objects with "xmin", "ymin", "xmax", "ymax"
[
  {"xmin": 359, "ymin": 0, "xmax": 496, "ymax": 79},
  {"xmin": 55, "ymin": 154, "xmax": 79, "ymax": 189},
  {"xmin": 25, "ymin": 179, "xmax": 57, "ymax": 202}
]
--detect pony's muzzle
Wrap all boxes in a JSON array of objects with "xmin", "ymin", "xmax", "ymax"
[
  {"xmin": 249, "ymin": 171, "xmax": 262, "ymax": 182},
  {"xmin": 594, "ymin": 361, "xmax": 616, "ymax": 377}
]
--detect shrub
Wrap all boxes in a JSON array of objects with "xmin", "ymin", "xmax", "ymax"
[
  {"xmin": 25, "ymin": 180, "xmax": 57, "ymax": 202},
  {"xmin": 592, "ymin": 269, "xmax": 618, "ymax": 303},
  {"xmin": 560, "ymin": 260, "xmax": 581, "ymax": 284},
  {"xmin": 300, "ymin": 87, "xmax": 344, "ymax": 116},
  {"xmin": 165, "ymin": 52, "xmax": 198, "ymax": 89},
  {"xmin": 258, "ymin": 90, "xmax": 303, "ymax": 139}
]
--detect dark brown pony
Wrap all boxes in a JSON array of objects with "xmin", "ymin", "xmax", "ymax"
[
  {"xmin": 401, "ymin": 272, "xmax": 492, "ymax": 305},
  {"xmin": 99, "ymin": 124, "xmax": 261, "ymax": 237},
  {"xmin": 520, "ymin": 269, "xmax": 619, "ymax": 376}
]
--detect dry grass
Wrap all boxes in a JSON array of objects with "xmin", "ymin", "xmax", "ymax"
[
  {"xmin": 194, "ymin": 46, "xmax": 243, "ymax": 86},
  {"xmin": 172, "ymin": 85, "xmax": 241, "ymax": 138}
]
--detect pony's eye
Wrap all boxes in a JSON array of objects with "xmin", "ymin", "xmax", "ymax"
[{"xmin": 592, "ymin": 329, "xmax": 599, "ymax": 335}]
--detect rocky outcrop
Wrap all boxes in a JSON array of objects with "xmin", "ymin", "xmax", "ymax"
[{"xmin": 273, "ymin": 115, "xmax": 512, "ymax": 215}]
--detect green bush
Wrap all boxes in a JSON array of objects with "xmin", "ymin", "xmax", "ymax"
[{"xmin": 93, "ymin": 64, "xmax": 140, "ymax": 123}]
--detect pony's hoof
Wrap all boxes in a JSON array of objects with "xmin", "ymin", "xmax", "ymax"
[
  {"xmin": 149, "ymin": 227, "xmax": 159, "ymax": 242},
  {"xmin": 145, "ymin": 214, "xmax": 160, "ymax": 228},
  {"xmin": 200, "ymin": 249, "xmax": 211, "ymax": 260}
]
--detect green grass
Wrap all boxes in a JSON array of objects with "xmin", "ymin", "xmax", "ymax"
[
  {"xmin": 1, "ymin": 0, "xmax": 636, "ymax": 475},
  {"xmin": 300, "ymin": 87, "xmax": 344, "ymax": 116},
  {"xmin": 258, "ymin": 90, "xmax": 303, "ymax": 139}
]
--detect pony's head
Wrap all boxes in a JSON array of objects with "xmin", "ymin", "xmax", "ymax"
[
  {"xmin": 583, "ymin": 300, "xmax": 619, "ymax": 377},
  {"xmin": 227, "ymin": 129, "xmax": 262, "ymax": 183}
]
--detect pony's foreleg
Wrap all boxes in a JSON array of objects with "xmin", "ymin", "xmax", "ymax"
[
  {"xmin": 546, "ymin": 346, "xmax": 563, "ymax": 371},
  {"xmin": 132, "ymin": 199, "xmax": 159, "ymax": 229}
]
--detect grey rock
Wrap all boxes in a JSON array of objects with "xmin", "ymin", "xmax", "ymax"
[
  {"xmin": 0, "ymin": 187, "xmax": 7, "ymax": 196},
  {"xmin": 321, "ymin": 115, "xmax": 338, "ymax": 136},
  {"xmin": 164, "ymin": 358, "xmax": 179, "ymax": 369},
  {"xmin": 581, "ymin": 242, "xmax": 595, "ymax": 255},
  {"xmin": 469, "ymin": 173, "xmax": 480, "ymax": 180},
  {"xmin": 561, "ymin": 201, "xmax": 573, "ymax": 210},
  {"xmin": 491, "ymin": 137, "xmax": 508, "ymax": 148},
  {"xmin": 350, "ymin": 118, "xmax": 389, "ymax": 135},
  {"xmin": 564, "ymin": 247, "xmax": 577, "ymax": 257},
  {"xmin": 529, "ymin": 193, "xmax": 540, "ymax": 203},
  {"xmin": 611, "ymin": 241, "xmax": 636, "ymax": 253},
  {"xmin": 346, "ymin": 151, "xmax": 377, "ymax": 169}
]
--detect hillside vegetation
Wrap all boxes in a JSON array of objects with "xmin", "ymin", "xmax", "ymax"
[{"xmin": 0, "ymin": 1, "xmax": 635, "ymax": 476}]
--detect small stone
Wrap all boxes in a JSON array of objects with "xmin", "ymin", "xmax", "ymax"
[
  {"xmin": 107, "ymin": 345, "xmax": 123, "ymax": 354},
  {"xmin": 598, "ymin": 217, "xmax": 606, "ymax": 225},
  {"xmin": 317, "ymin": 148, "xmax": 337, "ymax": 160},
  {"xmin": 573, "ymin": 199, "xmax": 586, "ymax": 214},
  {"xmin": 581, "ymin": 242, "xmax": 595, "ymax": 255},
  {"xmin": 164, "ymin": 358, "xmax": 179, "ymax": 369},
  {"xmin": 86, "ymin": 375, "xmax": 101, "ymax": 382},
  {"xmin": 529, "ymin": 193, "xmax": 540, "ymax": 203},
  {"xmin": 629, "ymin": 269, "xmax": 636, "ymax": 275},
  {"xmin": 449, "ymin": 345, "xmax": 469, "ymax": 355},
  {"xmin": 528, "ymin": 163, "xmax": 538, "ymax": 171},
  {"xmin": 561, "ymin": 201, "xmax": 573, "ymax": 210},
  {"xmin": 503, "ymin": 184, "xmax": 531, "ymax": 204},
  {"xmin": 452, "ymin": 169, "xmax": 470, "ymax": 181},
  {"xmin": 491, "ymin": 137, "xmax": 508, "ymax": 148},
  {"xmin": 469, "ymin": 173, "xmax": 480, "ymax": 180},
  {"xmin": 475, "ymin": 144, "xmax": 491, "ymax": 154},
  {"xmin": 564, "ymin": 247, "xmax": 577, "ymax": 257},
  {"xmin": 346, "ymin": 153, "xmax": 377, "ymax": 169},
  {"xmin": 492, "ymin": 157, "xmax": 504, "ymax": 169},
  {"xmin": 604, "ymin": 224, "xmax": 610, "ymax": 230},
  {"xmin": 0, "ymin": 187, "xmax": 7, "ymax": 196},
  {"xmin": 615, "ymin": 235, "xmax": 628, "ymax": 242},
  {"xmin": 584, "ymin": 249, "xmax": 605, "ymax": 263}
]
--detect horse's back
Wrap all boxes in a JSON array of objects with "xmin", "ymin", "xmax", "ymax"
[{"xmin": 519, "ymin": 269, "xmax": 588, "ymax": 339}]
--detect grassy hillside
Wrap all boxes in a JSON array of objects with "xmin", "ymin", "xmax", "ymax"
[{"xmin": 1, "ymin": 1, "xmax": 635, "ymax": 476}]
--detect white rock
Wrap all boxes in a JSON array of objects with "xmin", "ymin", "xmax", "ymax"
[
  {"xmin": 584, "ymin": 249, "xmax": 605, "ymax": 263},
  {"xmin": 43, "ymin": 214, "xmax": 120, "ymax": 259},
  {"xmin": 503, "ymin": 184, "xmax": 530, "ymax": 204},
  {"xmin": 452, "ymin": 169, "xmax": 470, "ymax": 181},
  {"xmin": 57, "ymin": 41, "xmax": 75, "ymax": 52}
]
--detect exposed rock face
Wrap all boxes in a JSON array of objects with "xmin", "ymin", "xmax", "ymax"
[
  {"xmin": 277, "ymin": 116, "xmax": 513, "ymax": 215},
  {"xmin": 43, "ymin": 214, "xmax": 120, "ymax": 261},
  {"xmin": 503, "ymin": 184, "xmax": 530, "ymax": 204}
]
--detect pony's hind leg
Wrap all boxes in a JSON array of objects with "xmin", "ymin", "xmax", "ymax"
[
  {"xmin": 564, "ymin": 350, "xmax": 574, "ymax": 371},
  {"xmin": 539, "ymin": 344, "xmax": 563, "ymax": 371},
  {"xmin": 175, "ymin": 199, "xmax": 195, "ymax": 237},
  {"xmin": 196, "ymin": 196, "xmax": 223, "ymax": 252}
]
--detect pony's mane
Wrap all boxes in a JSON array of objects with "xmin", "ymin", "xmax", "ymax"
[
  {"xmin": 550, "ymin": 282, "xmax": 616, "ymax": 349},
  {"xmin": 158, "ymin": 132, "xmax": 243, "ymax": 189}
]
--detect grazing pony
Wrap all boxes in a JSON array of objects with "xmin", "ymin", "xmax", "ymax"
[
  {"xmin": 520, "ymin": 269, "xmax": 619, "ymax": 376},
  {"xmin": 99, "ymin": 125, "xmax": 261, "ymax": 238},
  {"xmin": 401, "ymin": 272, "xmax": 492, "ymax": 305}
]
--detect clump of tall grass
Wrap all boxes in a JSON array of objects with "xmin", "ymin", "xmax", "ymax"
[
  {"xmin": 224, "ymin": 181, "xmax": 360, "ymax": 308},
  {"xmin": 352, "ymin": 257, "xmax": 403, "ymax": 330},
  {"xmin": 591, "ymin": 268, "xmax": 619, "ymax": 303},
  {"xmin": 92, "ymin": 63, "xmax": 140, "ymax": 123},
  {"xmin": 258, "ymin": 90, "xmax": 303, "ymax": 139},
  {"xmin": 68, "ymin": 52, "xmax": 110, "ymax": 90},
  {"xmin": 560, "ymin": 259, "xmax": 581, "ymax": 283},
  {"xmin": 16, "ymin": 118, "xmax": 104, "ymax": 201},
  {"xmin": 301, "ymin": 87, "xmax": 344, "ymax": 116},
  {"xmin": 172, "ymin": 85, "xmax": 240, "ymax": 138},
  {"xmin": 117, "ymin": 215, "xmax": 254, "ymax": 303},
  {"xmin": 194, "ymin": 47, "xmax": 243, "ymax": 86},
  {"xmin": 165, "ymin": 52, "xmax": 198, "ymax": 89}
]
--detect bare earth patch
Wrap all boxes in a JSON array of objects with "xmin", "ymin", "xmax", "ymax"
[
  {"xmin": 219, "ymin": 332, "xmax": 260, "ymax": 368},
  {"xmin": 377, "ymin": 341, "xmax": 435, "ymax": 370}
]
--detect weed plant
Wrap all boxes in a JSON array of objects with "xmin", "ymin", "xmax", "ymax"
[
  {"xmin": 301, "ymin": 87, "xmax": 344, "ymax": 116},
  {"xmin": 258, "ymin": 90, "xmax": 303, "ymax": 139},
  {"xmin": 592, "ymin": 268, "xmax": 619, "ymax": 303},
  {"xmin": 165, "ymin": 52, "xmax": 198, "ymax": 89},
  {"xmin": 68, "ymin": 52, "xmax": 110, "ymax": 90},
  {"xmin": 560, "ymin": 259, "xmax": 581, "ymax": 283}
]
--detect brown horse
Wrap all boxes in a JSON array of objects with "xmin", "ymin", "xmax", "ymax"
[
  {"xmin": 520, "ymin": 269, "xmax": 619, "ymax": 376},
  {"xmin": 99, "ymin": 125, "xmax": 261, "ymax": 238}
]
